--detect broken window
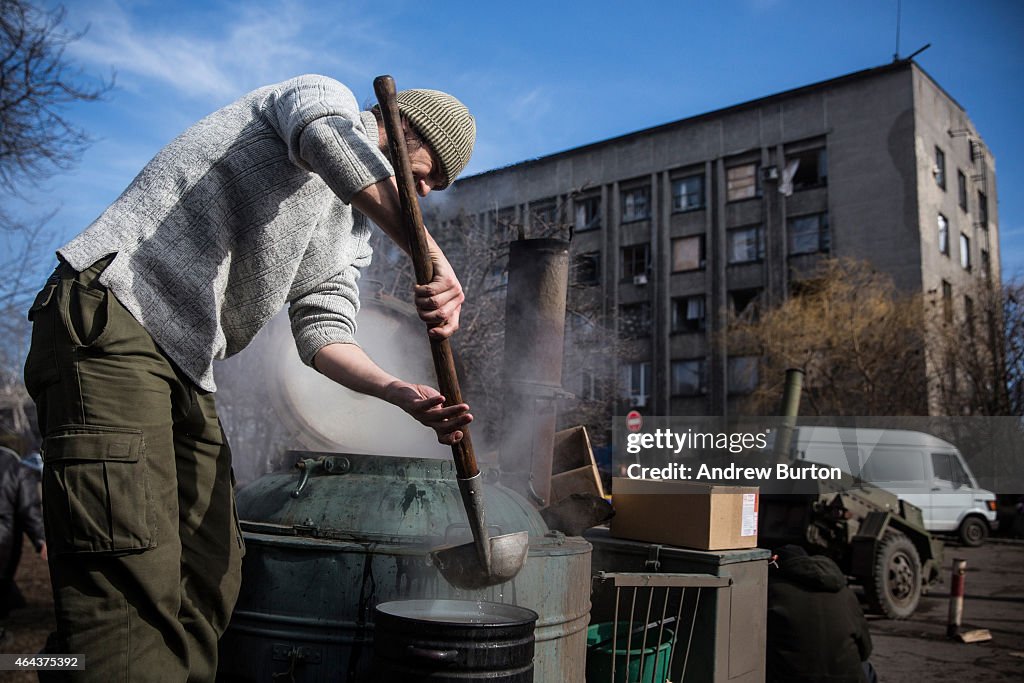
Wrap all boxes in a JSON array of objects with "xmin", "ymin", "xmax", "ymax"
[
  {"xmin": 726, "ymin": 163, "xmax": 760, "ymax": 201},
  {"xmin": 958, "ymin": 171, "xmax": 968, "ymax": 211},
  {"xmin": 671, "ymin": 295, "xmax": 706, "ymax": 333},
  {"xmin": 786, "ymin": 148, "xmax": 828, "ymax": 191},
  {"xmin": 730, "ymin": 288, "xmax": 762, "ymax": 319},
  {"xmin": 671, "ymin": 235, "xmax": 705, "ymax": 271},
  {"xmin": 978, "ymin": 191, "xmax": 988, "ymax": 227},
  {"xmin": 935, "ymin": 147, "xmax": 946, "ymax": 189}
]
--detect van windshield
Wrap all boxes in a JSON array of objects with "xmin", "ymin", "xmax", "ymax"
[{"xmin": 932, "ymin": 452, "xmax": 970, "ymax": 487}]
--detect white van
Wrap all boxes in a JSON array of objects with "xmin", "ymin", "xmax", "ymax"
[{"xmin": 792, "ymin": 427, "xmax": 997, "ymax": 546}]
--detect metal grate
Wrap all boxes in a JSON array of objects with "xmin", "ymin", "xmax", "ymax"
[{"xmin": 589, "ymin": 572, "xmax": 731, "ymax": 683}]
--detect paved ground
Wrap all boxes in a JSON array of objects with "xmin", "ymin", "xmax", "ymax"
[
  {"xmin": 2, "ymin": 536, "xmax": 1022, "ymax": 681},
  {"xmin": 867, "ymin": 538, "xmax": 1024, "ymax": 682}
]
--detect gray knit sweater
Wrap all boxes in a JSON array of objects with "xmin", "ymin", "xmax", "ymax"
[{"xmin": 59, "ymin": 75, "xmax": 395, "ymax": 392}]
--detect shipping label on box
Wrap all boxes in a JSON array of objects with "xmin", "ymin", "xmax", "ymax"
[{"xmin": 609, "ymin": 477, "xmax": 759, "ymax": 551}]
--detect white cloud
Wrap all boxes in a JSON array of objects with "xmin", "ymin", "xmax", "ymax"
[{"xmin": 62, "ymin": 0, "xmax": 391, "ymax": 104}]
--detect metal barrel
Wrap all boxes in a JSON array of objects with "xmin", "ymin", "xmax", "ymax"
[
  {"xmin": 373, "ymin": 600, "xmax": 537, "ymax": 682},
  {"xmin": 217, "ymin": 455, "xmax": 591, "ymax": 682}
]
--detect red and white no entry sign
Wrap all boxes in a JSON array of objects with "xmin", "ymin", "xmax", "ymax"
[{"xmin": 626, "ymin": 410, "xmax": 643, "ymax": 432}]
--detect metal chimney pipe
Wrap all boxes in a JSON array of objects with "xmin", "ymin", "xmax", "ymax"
[
  {"xmin": 773, "ymin": 368, "xmax": 804, "ymax": 464},
  {"xmin": 498, "ymin": 238, "xmax": 570, "ymax": 508}
]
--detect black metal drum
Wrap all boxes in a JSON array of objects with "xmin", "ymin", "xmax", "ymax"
[{"xmin": 373, "ymin": 599, "xmax": 538, "ymax": 682}]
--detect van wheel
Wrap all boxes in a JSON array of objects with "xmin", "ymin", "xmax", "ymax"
[
  {"xmin": 958, "ymin": 516, "xmax": 988, "ymax": 547},
  {"xmin": 865, "ymin": 531, "xmax": 921, "ymax": 619}
]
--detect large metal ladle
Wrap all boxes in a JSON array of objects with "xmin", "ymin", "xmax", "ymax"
[{"xmin": 373, "ymin": 75, "xmax": 529, "ymax": 590}]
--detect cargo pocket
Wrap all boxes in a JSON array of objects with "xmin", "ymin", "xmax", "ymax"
[
  {"xmin": 24, "ymin": 279, "xmax": 60, "ymax": 397},
  {"xmin": 42, "ymin": 425, "xmax": 156, "ymax": 555}
]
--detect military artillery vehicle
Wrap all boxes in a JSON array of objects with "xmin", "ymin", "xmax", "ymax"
[
  {"xmin": 757, "ymin": 370, "xmax": 944, "ymax": 619},
  {"xmin": 759, "ymin": 468, "xmax": 943, "ymax": 618}
]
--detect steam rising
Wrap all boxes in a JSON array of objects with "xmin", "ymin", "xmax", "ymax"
[{"xmin": 215, "ymin": 296, "xmax": 449, "ymax": 485}]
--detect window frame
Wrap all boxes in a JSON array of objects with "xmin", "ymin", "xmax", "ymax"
[
  {"xmin": 574, "ymin": 195, "xmax": 602, "ymax": 233},
  {"xmin": 938, "ymin": 214, "xmax": 950, "ymax": 256},
  {"xmin": 620, "ymin": 243, "xmax": 652, "ymax": 281},
  {"xmin": 621, "ymin": 185, "xmax": 651, "ymax": 223},
  {"xmin": 671, "ymin": 174, "xmax": 706, "ymax": 212},
  {"xmin": 727, "ymin": 225, "xmax": 765, "ymax": 264},
  {"xmin": 787, "ymin": 212, "xmax": 831, "ymax": 256},
  {"xmin": 671, "ymin": 234, "xmax": 706, "ymax": 272},
  {"xmin": 726, "ymin": 162, "xmax": 761, "ymax": 202},
  {"xmin": 671, "ymin": 295, "xmax": 707, "ymax": 334}
]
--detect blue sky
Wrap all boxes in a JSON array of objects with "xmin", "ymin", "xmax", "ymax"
[{"xmin": 14, "ymin": 0, "xmax": 1024, "ymax": 277}]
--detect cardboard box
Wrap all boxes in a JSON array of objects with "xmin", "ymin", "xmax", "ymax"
[
  {"xmin": 609, "ymin": 478, "xmax": 759, "ymax": 551},
  {"xmin": 550, "ymin": 426, "xmax": 606, "ymax": 502}
]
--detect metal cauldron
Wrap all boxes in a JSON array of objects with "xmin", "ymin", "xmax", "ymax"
[{"xmin": 217, "ymin": 454, "xmax": 590, "ymax": 682}]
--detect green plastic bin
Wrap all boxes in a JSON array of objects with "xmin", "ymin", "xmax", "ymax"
[{"xmin": 586, "ymin": 622, "xmax": 674, "ymax": 683}]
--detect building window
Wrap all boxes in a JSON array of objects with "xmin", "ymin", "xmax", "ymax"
[
  {"xmin": 788, "ymin": 213, "xmax": 830, "ymax": 255},
  {"xmin": 621, "ymin": 244, "xmax": 651, "ymax": 281},
  {"xmin": 672, "ymin": 174, "xmax": 705, "ymax": 211},
  {"xmin": 728, "ymin": 356, "xmax": 759, "ymax": 395},
  {"xmin": 622, "ymin": 361, "xmax": 651, "ymax": 407},
  {"xmin": 786, "ymin": 147, "xmax": 828, "ymax": 190},
  {"xmin": 671, "ymin": 359, "xmax": 706, "ymax": 396},
  {"xmin": 730, "ymin": 288, "xmax": 762, "ymax": 319},
  {"xmin": 981, "ymin": 249, "xmax": 991, "ymax": 280},
  {"xmin": 726, "ymin": 163, "xmax": 760, "ymax": 201},
  {"xmin": 671, "ymin": 295, "xmax": 706, "ymax": 333},
  {"xmin": 574, "ymin": 195, "xmax": 601, "ymax": 232},
  {"xmin": 942, "ymin": 280, "xmax": 953, "ymax": 323},
  {"xmin": 978, "ymin": 191, "xmax": 988, "ymax": 227},
  {"xmin": 959, "ymin": 233, "xmax": 971, "ymax": 271},
  {"xmin": 671, "ymin": 235, "xmax": 705, "ymax": 271},
  {"xmin": 964, "ymin": 295, "xmax": 975, "ymax": 336},
  {"xmin": 619, "ymin": 302, "xmax": 652, "ymax": 338},
  {"xmin": 727, "ymin": 226, "xmax": 764, "ymax": 264},
  {"xmin": 934, "ymin": 146, "xmax": 946, "ymax": 189},
  {"xmin": 957, "ymin": 171, "xmax": 968, "ymax": 211},
  {"xmin": 530, "ymin": 199, "xmax": 557, "ymax": 227},
  {"xmin": 573, "ymin": 252, "xmax": 601, "ymax": 286},
  {"xmin": 622, "ymin": 186, "xmax": 651, "ymax": 222},
  {"xmin": 938, "ymin": 214, "xmax": 949, "ymax": 256}
]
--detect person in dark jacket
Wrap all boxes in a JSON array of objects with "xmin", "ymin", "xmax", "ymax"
[
  {"xmin": 0, "ymin": 445, "xmax": 46, "ymax": 616},
  {"xmin": 766, "ymin": 545, "xmax": 875, "ymax": 683}
]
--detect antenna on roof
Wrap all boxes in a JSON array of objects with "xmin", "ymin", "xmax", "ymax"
[{"xmin": 893, "ymin": 0, "xmax": 902, "ymax": 61}]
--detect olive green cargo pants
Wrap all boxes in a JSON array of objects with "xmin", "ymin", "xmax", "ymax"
[{"xmin": 23, "ymin": 257, "xmax": 244, "ymax": 682}]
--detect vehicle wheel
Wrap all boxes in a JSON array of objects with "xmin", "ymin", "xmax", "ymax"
[
  {"xmin": 958, "ymin": 516, "xmax": 988, "ymax": 547},
  {"xmin": 865, "ymin": 531, "xmax": 922, "ymax": 619}
]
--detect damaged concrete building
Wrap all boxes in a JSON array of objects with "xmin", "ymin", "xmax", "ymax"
[{"xmin": 422, "ymin": 60, "xmax": 1000, "ymax": 418}]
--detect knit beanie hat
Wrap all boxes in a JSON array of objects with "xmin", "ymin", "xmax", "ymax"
[{"xmin": 396, "ymin": 89, "xmax": 476, "ymax": 189}]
